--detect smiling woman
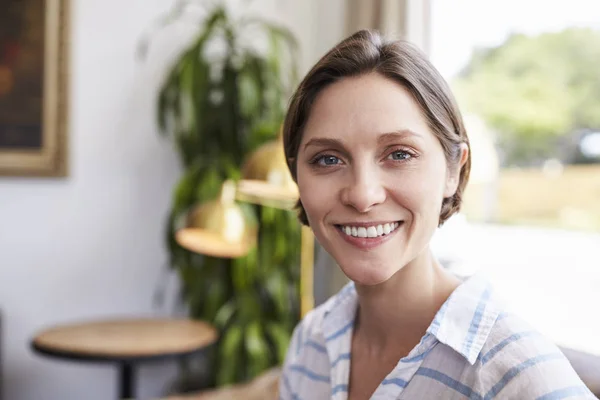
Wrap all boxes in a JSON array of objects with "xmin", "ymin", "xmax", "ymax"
[{"xmin": 278, "ymin": 30, "xmax": 596, "ymax": 400}]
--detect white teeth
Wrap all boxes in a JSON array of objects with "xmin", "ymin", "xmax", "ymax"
[
  {"xmin": 383, "ymin": 223, "xmax": 391, "ymax": 234},
  {"xmin": 340, "ymin": 222, "xmax": 401, "ymax": 238}
]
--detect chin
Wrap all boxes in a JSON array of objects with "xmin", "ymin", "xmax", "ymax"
[{"xmin": 338, "ymin": 260, "xmax": 399, "ymax": 286}]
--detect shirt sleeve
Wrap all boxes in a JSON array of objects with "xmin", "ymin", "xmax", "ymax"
[
  {"xmin": 479, "ymin": 338, "xmax": 598, "ymax": 399},
  {"xmin": 504, "ymin": 352, "xmax": 597, "ymax": 399}
]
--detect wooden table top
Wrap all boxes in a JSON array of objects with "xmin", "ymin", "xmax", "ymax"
[{"xmin": 32, "ymin": 318, "xmax": 218, "ymax": 361}]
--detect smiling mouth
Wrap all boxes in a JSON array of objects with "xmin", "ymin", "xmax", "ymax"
[{"xmin": 335, "ymin": 221, "xmax": 403, "ymax": 239}]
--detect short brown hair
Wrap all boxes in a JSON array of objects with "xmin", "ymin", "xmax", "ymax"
[{"xmin": 283, "ymin": 29, "xmax": 471, "ymax": 226}]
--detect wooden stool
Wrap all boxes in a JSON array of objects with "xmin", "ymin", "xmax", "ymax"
[{"xmin": 31, "ymin": 318, "xmax": 217, "ymax": 400}]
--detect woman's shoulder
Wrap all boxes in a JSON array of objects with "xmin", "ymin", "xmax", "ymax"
[
  {"xmin": 292, "ymin": 282, "xmax": 356, "ymax": 340},
  {"xmin": 480, "ymin": 311, "xmax": 566, "ymax": 365},
  {"xmin": 279, "ymin": 291, "xmax": 348, "ymax": 400},
  {"xmin": 474, "ymin": 311, "xmax": 596, "ymax": 398},
  {"xmin": 284, "ymin": 282, "xmax": 356, "ymax": 362}
]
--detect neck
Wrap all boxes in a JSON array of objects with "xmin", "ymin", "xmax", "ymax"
[{"xmin": 353, "ymin": 248, "xmax": 460, "ymax": 353}]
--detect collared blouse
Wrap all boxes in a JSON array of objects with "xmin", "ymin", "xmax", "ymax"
[{"xmin": 280, "ymin": 274, "xmax": 596, "ymax": 399}]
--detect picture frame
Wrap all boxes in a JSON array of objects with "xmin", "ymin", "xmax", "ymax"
[{"xmin": 0, "ymin": 0, "xmax": 69, "ymax": 177}]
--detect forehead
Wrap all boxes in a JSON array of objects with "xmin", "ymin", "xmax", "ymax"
[{"xmin": 302, "ymin": 73, "xmax": 433, "ymax": 146}]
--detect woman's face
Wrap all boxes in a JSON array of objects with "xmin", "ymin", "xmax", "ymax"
[{"xmin": 296, "ymin": 73, "xmax": 465, "ymax": 286}]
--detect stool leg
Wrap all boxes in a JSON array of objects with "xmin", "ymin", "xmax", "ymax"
[{"xmin": 119, "ymin": 363, "xmax": 135, "ymax": 399}]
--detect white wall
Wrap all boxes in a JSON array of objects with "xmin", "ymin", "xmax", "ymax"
[
  {"xmin": 0, "ymin": 0, "xmax": 187, "ymax": 399},
  {"xmin": 0, "ymin": 1, "xmax": 350, "ymax": 399}
]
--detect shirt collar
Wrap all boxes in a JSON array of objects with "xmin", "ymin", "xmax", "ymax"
[
  {"xmin": 426, "ymin": 273, "xmax": 500, "ymax": 365},
  {"xmin": 322, "ymin": 273, "xmax": 500, "ymax": 366}
]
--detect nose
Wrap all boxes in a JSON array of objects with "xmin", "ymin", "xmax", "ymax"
[{"xmin": 340, "ymin": 167, "xmax": 386, "ymax": 213}]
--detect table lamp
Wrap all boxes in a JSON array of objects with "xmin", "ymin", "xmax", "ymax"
[
  {"xmin": 174, "ymin": 179, "xmax": 258, "ymax": 259},
  {"xmin": 174, "ymin": 135, "xmax": 315, "ymax": 317},
  {"xmin": 237, "ymin": 134, "xmax": 299, "ymax": 209}
]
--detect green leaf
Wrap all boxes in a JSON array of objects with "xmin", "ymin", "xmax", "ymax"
[
  {"xmin": 264, "ymin": 268, "xmax": 289, "ymax": 318},
  {"xmin": 245, "ymin": 321, "xmax": 271, "ymax": 378},
  {"xmin": 203, "ymin": 269, "xmax": 227, "ymax": 320},
  {"xmin": 239, "ymin": 53, "xmax": 267, "ymax": 119},
  {"xmin": 265, "ymin": 322, "xmax": 292, "ymax": 365},
  {"xmin": 216, "ymin": 323, "xmax": 244, "ymax": 385},
  {"xmin": 172, "ymin": 163, "xmax": 201, "ymax": 213},
  {"xmin": 214, "ymin": 299, "xmax": 236, "ymax": 329}
]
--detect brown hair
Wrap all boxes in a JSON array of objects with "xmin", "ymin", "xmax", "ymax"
[{"xmin": 283, "ymin": 29, "xmax": 471, "ymax": 226}]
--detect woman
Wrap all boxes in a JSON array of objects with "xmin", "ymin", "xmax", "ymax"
[{"xmin": 279, "ymin": 30, "xmax": 595, "ymax": 400}]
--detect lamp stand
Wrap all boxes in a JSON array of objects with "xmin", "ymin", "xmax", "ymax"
[{"xmin": 300, "ymin": 226, "xmax": 314, "ymax": 317}]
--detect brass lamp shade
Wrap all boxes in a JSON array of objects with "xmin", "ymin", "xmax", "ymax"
[
  {"xmin": 175, "ymin": 181, "xmax": 257, "ymax": 258},
  {"xmin": 238, "ymin": 135, "xmax": 299, "ymax": 210}
]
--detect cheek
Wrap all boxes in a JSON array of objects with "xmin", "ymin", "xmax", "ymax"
[
  {"xmin": 387, "ymin": 167, "xmax": 447, "ymax": 215},
  {"xmin": 296, "ymin": 167, "xmax": 332, "ymax": 221}
]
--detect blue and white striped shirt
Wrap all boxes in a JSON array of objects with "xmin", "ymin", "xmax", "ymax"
[{"xmin": 280, "ymin": 274, "xmax": 597, "ymax": 399}]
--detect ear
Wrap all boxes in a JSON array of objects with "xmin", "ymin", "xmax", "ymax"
[{"xmin": 443, "ymin": 143, "xmax": 469, "ymax": 198}]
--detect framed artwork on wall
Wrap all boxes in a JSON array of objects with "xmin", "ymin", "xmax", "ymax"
[{"xmin": 0, "ymin": 0, "xmax": 69, "ymax": 177}]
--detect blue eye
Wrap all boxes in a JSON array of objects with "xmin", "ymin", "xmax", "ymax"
[
  {"xmin": 317, "ymin": 155, "xmax": 341, "ymax": 166},
  {"xmin": 388, "ymin": 150, "xmax": 411, "ymax": 161}
]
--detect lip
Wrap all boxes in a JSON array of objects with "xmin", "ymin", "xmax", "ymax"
[
  {"xmin": 334, "ymin": 221, "xmax": 403, "ymax": 250},
  {"xmin": 334, "ymin": 221, "xmax": 399, "ymax": 227}
]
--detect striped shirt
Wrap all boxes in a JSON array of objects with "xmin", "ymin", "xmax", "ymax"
[{"xmin": 280, "ymin": 274, "xmax": 597, "ymax": 399}]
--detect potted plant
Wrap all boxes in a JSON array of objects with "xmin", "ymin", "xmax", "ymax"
[{"xmin": 139, "ymin": 0, "xmax": 301, "ymax": 391}]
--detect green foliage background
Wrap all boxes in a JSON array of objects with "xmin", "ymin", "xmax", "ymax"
[{"xmin": 146, "ymin": 2, "xmax": 301, "ymax": 388}]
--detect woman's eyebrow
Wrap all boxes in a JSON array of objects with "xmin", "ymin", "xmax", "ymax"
[
  {"xmin": 377, "ymin": 129, "xmax": 423, "ymax": 144},
  {"xmin": 303, "ymin": 137, "xmax": 346, "ymax": 151}
]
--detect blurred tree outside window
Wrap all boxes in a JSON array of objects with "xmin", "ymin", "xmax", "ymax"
[{"xmin": 431, "ymin": 0, "xmax": 600, "ymax": 232}]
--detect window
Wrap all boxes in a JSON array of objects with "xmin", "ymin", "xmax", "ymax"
[{"xmin": 430, "ymin": 0, "xmax": 600, "ymax": 354}]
